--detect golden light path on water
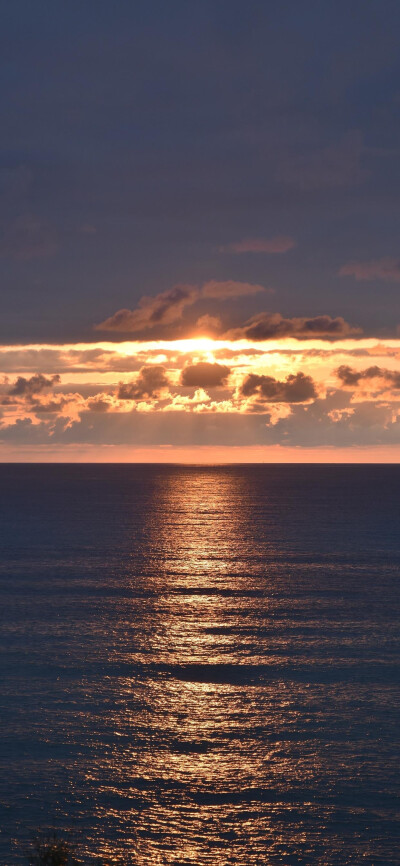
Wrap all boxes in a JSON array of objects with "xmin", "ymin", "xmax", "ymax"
[
  {"xmin": 79, "ymin": 469, "xmax": 334, "ymax": 865},
  {"xmin": 84, "ymin": 469, "xmax": 292, "ymax": 864},
  {"xmin": 136, "ymin": 470, "xmax": 253, "ymax": 863}
]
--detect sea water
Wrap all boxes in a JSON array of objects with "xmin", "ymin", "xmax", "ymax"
[{"xmin": 0, "ymin": 464, "xmax": 399, "ymax": 864}]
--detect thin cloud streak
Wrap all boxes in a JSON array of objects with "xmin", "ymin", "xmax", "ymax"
[
  {"xmin": 339, "ymin": 258, "xmax": 400, "ymax": 282},
  {"xmin": 222, "ymin": 236, "xmax": 296, "ymax": 254}
]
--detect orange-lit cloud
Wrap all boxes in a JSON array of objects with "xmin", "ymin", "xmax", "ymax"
[
  {"xmin": 337, "ymin": 364, "xmax": 400, "ymax": 388},
  {"xmin": 239, "ymin": 371, "xmax": 317, "ymax": 405},
  {"xmin": 97, "ymin": 285, "xmax": 198, "ymax": 333},
  {"xmin": 97, "ymin": 280, "xmax": 266, "ymax": 334},
  {"xmin": 181, "ymin": 362, "xmax": 230, "ymax": 388},
  {"xmin": 7, "ymin": 373, "xmax": 61, "ymax": 397},
  {"xmin": 195, "ymin": 314, "xmax": 222, "ymax": 334},
  {"xmin": 0, "ymin": 336, "xmax": 399, "ymax": 459},
  {"xmin": 117, "ymin": 365, "xmax": 170, "ymax": 400}
]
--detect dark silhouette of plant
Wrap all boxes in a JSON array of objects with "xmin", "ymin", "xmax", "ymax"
[
  {"xmin": 23, "ymin": 831, "xmax": 137, "ymax": 866},
  {"xmin": 25, "ymin": 833, "xmax": 81, "ymax": 866}
]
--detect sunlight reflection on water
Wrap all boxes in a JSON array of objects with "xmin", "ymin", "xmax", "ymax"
[{"xmin": 0, "ymin": 465, "xmax": 399, "ymax": 864}]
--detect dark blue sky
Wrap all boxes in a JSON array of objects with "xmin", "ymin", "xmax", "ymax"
[{"xmin": 1, "ymin": 0, "xmax": 400, "ymax": 342}]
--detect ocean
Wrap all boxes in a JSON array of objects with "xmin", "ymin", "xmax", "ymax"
[{"xmin": 0, "ymin": 464, "xmax": 399, "ymax": 864}]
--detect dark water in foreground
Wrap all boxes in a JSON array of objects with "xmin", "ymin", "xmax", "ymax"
[{"xmin": 0, "ymin": 464, "xmax": 399, "ymax": 864}]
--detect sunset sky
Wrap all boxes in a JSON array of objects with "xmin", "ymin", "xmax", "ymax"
[{"xmin": 1, "ymin": 1, "xmax": 400, "ymax": 461}]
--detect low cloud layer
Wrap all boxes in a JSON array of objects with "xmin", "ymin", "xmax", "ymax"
[{"xmin": 1, "ymin": 336, "xmax": 400, "ymax": 455}]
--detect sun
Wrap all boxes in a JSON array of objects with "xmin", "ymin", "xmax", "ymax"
[{"xmin": 173, "ymin": 337, "xmax": 219, "ymax": 353}]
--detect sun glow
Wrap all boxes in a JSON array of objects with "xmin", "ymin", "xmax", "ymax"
[
  {"xmin": 172, "ymin": 337, "xmax": 220, "ymax": 352},
  {"xmin": 1, "ymin": 336, "xmax": 400, "ymax": 461}
]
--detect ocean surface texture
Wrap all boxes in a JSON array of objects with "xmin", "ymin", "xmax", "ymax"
[{"xmin": 0, "ymin": 464, "xmax": 399, "ymax": 865}]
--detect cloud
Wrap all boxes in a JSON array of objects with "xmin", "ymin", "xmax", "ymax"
[
  {"xmin": 267, "ymin": 391, "xmax": 400, "ymax": 448},
  {"xmin": 97, "ymin": 285, "xmax": 198, "ymax": 333},
  {"xmin": 29, "ymin": 395, "xmax": 73, "ymax": 414},
  {"xmin": 222, "ymin": 236, "xmax": 296, "ymax": 254},
  {"xmin": 79, "ymin": 223, "xmax": 97, "ymax": 235},
  {"xmin": 96, "ymin": 281, "xmax": 266, "ymax": 333},
  {"xmin": 166, "ymin": 388, "xmax": 211, "ymax": 411},
  {"xmin": 279, "ymin": 131, "xmax": 367, "ymax": 190},
  {"xmin": 3, "ymin": 337, "xmax": 400, "ymax": 453},
  {"xmin": 181, "ymin": 362, "xmax": 230, "ymax": 388},
  {"xmin": 239, "ymin": 371, "xmax": 317, "ymax": 404},
  {"xmin": 117, "ymin": 365, "xmax": 170, "ymax": 400},
  {"xmin": 226, "ymin": 312, "xmax": 361, "ymax": 341},
  {"xmin": 195, "ymin": 314, "xmax": 222, "ymax": 334},
  {"xmin": 337, "ymin": 364, "xmax": 400, "ymax": 389},
  {"xmin": 0, "ymin": 214, "xmax": 58, "ymax": 260},
  {"xmin": 339, "ymin": 258, "xmax": 400, "ymax": 282},
  {"xmin": 8, "ymin": 373, "xmax": 60, "ymax": 397},
  {"xmin": 2, "ymin": 396, "xmax": 400, "ymax": 450},
  {"xmin": 201, "ymin": 280, "xmax": 265, "ymax": 299},
  {"xmin": 85, "ymin": 395, "xmax": 115, "ymax": 412}
]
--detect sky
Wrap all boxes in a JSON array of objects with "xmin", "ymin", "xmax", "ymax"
[{"xmin": 1, "ymin": 0, "xmax": 400, "ymax": 461}]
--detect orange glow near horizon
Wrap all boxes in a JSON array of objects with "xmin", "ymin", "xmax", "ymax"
[
  {"xmin": 0, "ymin": 443, "xmax": 399, "ymax": 464},
  {"xmin": 1, "ymin": 336, "xmax": 400, "ymax": 461}
]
